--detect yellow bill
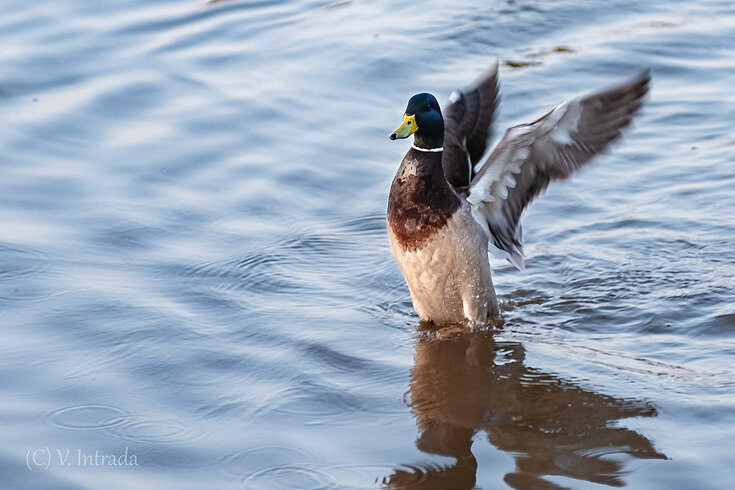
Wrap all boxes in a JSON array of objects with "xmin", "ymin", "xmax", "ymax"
[{"xmin": 389, "ymin": 114, "xmax": 418, "ymax": 140}]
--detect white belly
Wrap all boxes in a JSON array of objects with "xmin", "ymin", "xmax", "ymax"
[{"xmin": 388, "ymin": 210, "xmax": 498, "ymax": 325}]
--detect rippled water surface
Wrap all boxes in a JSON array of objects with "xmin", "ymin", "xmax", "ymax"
[{"xmin": 2, "ymin": 0, "xmax": 734, "ymax": 488}]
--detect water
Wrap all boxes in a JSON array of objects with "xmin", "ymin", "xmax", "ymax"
[{"xmin": 1, "ymin": 0, "xmax": 734, "ymax": 488}]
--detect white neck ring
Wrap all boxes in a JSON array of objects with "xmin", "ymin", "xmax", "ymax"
[{"xmin": 411, "ymin": 144, "xmax": 443, "ymax": 152}]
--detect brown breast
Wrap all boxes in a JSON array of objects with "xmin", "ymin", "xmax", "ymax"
[{"xmin": 387, "ymin": 149, "xmax": 461, "ymax": 252}]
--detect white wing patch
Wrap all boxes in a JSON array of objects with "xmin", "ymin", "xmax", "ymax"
[{"xmin": 467, "ymin": 127, "xmax": 529, "ymax": 210}]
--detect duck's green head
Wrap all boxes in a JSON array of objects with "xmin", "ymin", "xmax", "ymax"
[{"xmin": 390, "ymin": 93, "xmax": 444, "ymax": 150}]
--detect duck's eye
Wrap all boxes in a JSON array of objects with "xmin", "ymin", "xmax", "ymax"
[
  {"xmin": 425, "ymin": 105, "xmax": 431, "ymax": 112},
  {"xmin": 407, "ymin": 120, "xmax": 411, "ymax": 125}
]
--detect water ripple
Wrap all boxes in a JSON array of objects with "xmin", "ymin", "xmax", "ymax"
[
  {"xmin": 258, "ymin": 384, "xmax": 370, "ymax": 423},
  {"xmin": 218, "ymin": 445, "xmax": 313, "ymax": 479},
  {"xmin": 163, "ymin": 214, "xmax": 394, "ymax": 316},
  {"xmin": 243, "ymin": 464, "xmax": 338, "ymax": 490},
  {"xmin": 106, "ymin": 415, "xmax": 207, "ymax": 445},
  {"xmin": 46, "ymin": 404, "xmax": 128, "ymax": 431},
  {"xmin": 242, "ymin": 462, "xmax": 433, "ymax": 490},
  {"xmin": 45, "ymin": 404, "xmax": 206, "ymax": 445}
]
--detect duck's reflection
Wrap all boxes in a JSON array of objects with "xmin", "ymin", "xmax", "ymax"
[{"xmin": 385, "ymin": 328, "xmax": 666, "ymax": 489}]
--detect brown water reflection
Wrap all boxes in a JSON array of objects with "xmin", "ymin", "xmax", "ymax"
[{"xmin": 385, "ymin": 329, "xmax": 666, "ymax": 489}]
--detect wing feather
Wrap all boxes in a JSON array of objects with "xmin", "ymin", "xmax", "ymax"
[
  {"xmin": 442, "ymin": 62, "xmax": 500, "ymax": 188},
  {"xmin": 467, "ymin": 70, "xmax": 651, "ymax": 270}
]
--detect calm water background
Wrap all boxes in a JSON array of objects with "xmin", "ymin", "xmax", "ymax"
[{"xmin": 1, "ymin": 0, "xmax": 734, "ymax": 488}]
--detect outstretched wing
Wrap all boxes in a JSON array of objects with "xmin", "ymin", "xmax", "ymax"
[
  {"xmin": 467, "ymin": 70, "xmax": 651, "ymax": 270},
  {"xmin": 442, "ymin": 62, "xmax": 500, "ymax": 188}
]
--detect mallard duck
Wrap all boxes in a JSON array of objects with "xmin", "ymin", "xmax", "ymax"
[{"xmin": 387, "ymin": 63, "xmax": 650, "ymax": 325}]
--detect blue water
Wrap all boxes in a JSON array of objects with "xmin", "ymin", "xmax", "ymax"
[{"xmin": 2, "ymin": 0, "xmax": 734, "ymax": 488}]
